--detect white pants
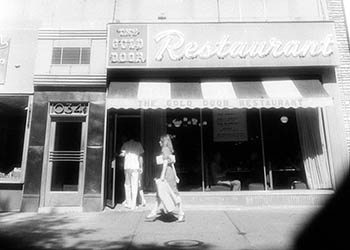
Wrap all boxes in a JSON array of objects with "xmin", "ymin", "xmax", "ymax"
[{"xmin": 124, "ymin": 169, "xmax": 139, "ymax": 209}]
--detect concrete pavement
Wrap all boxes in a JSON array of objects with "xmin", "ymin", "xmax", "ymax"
[{"xmin": 0, "ymin": 206, "xmax": 321, "ymax": 250}]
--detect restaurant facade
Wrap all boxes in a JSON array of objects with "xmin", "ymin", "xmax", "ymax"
[{"xmin": 1, "ymin": 0, "xmax": 350, "ymax": 212}]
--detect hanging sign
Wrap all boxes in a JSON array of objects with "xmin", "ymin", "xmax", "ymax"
[
  {"xmin": 213, "ymin": 110, "xmax": 248, "ymax": 142},
  {"xmin": 0, "ymin": 36, "xmax": 10, "ymax": 84}
]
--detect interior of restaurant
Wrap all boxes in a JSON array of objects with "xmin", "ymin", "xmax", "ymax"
[
  {"xmin": 166, "ymin": 108, "xmax": 305, "ymax": 191},
  {"xmin": 107, "ymin": 106, "xmax": 317, "ymax": 203}
]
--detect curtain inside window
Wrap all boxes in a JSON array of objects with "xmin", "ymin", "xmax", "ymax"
[{"xmin": 296, "ymin": 108, "xmax": 332, "ymax": 189}]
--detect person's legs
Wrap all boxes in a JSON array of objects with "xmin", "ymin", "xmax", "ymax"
[
  {"xmin": 176, "ymin": 196, "xmax": 185, "ymax": 222},
  {"xmin": 147, "ymin": 197, "xmax": 161, "ymax": 218},
  {"xmin": 130, "ymin": 170, "xmax": 139, "ymax": 209},
  {"xmin": 124, "ymin": 169, "xmax": 132, "ymax": 208},
  {"xmin": 217, "ymin": 180, "xmax": 232, "ymax": 187},
  {"xmin": 139, "ymin": 189, "xmax": 146, "ymax": 206},
  {"xmin": 139, "ymin": 174, "xmax": 146, "ymax": 206},
  {"xmin": 231, "ymin": 180, "xmax": 241, "ymax": 191}
]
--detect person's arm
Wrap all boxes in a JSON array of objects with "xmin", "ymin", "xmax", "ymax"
[
  {"xmin": 139, "ymin": 155, "xmax": 143, "ymax": 174},
  {"xmin": 160, "ymin": 159, "xmax": 168, "ymax": 180},
  {"xmin": 111, "ymin": 157, "xmax": 116, "ymax": 169},
  {"xmin": 120, "ymin": 144, "xmax": 126, "ymax": 157},
  {"xmin": 171, "ymin": 163, "xmax": 180, "ymax": 183}
]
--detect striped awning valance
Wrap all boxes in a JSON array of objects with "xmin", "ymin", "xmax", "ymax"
[{"xmin": 107, "ymin": 79, "xmax": 333, "ymax": 109}]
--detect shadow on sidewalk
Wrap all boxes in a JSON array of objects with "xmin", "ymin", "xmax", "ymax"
[
  {"xmin": 293, "ymin": 175, "xmax": 350, "ymax": 250},
  {"xmin": 0, "ymin": 212, "xmax": 217, "ymax": 250},
  {"xmin": 0, "ymin": 212, "xmax": 93, "ymax": 249}
]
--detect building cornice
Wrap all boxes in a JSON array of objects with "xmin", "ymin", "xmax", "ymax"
[
  {"xmin": 38, "ymin": 30, "xmax": 107, "ymax": 40},
  {"xmin": 34, "ymin": 74, "xmax": 107, "ymax": 88}
]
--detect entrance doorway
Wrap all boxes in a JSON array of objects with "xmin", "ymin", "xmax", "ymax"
[
  {"xmin": 44, "ymin": 118, "xmax": 86, "ymax": 207},
  {"xmin": 105, "ymin": 110, "xmax": 141, "ymax": 208}
]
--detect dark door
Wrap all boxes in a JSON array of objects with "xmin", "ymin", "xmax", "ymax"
[{"xmin": 105, "ymin": 111, "xmax": 141, "ymax": 207}]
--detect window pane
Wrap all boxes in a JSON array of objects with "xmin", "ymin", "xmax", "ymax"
[
  {"xmin": 266, "ymin": 0, "xmax": 291, "ymax": 20},
  {"xmin": 54, "ymin": 122, "xmax": 82, "ymax": 151},
  {"xmin": 262, "ymin": 109, "xmax": 305, "ymax": 190},
  {"xmin": 295, "ymin": 0, "xmax": 322, "ymax": 20},
  {"xmin": 62, "ymin": 47, "xmax": 80, "ymax": 64},
  {"xmin": 117, "ymin": 0, "xmax": 218, "ymax": 21},
  {"xmin": 166, "ymin": 110, "xmax": 202, "ymax": 191},
  {"xmin": 241, "ymin": 0, "xmax": 265, "ymax": 20},
  {"xmin": 0, "ymin": 96, "xmax": 28, "ymax": 182},
  {"xmin": 51, "ymin": 47, "xmax": 62, "ymax": 64},
  {"xmin": 219, "ymin": 0, "xmax": 240, "ymax": 21},
  {"xmin": 81, "ymin": 48, "xmax": 91, "ymax": 64},
  {"xmin": 51, "ymin": 161, "xmax": 79, "ymax": 191},
  {"xmin": 117, "ymin": 0, "xmax": 161, "ymax": 21},
  {"xmin": 189, "ymin": 0, "xmax": 218, "ymax": 21},
  {"xmin": 202, "ymin": 109, "xmax": 265, "ymax": 191}
]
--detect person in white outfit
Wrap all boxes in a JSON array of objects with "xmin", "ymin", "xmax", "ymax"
[{"xmin": 120, "ymin": 136, "xmax": 144, "ymax": 210}]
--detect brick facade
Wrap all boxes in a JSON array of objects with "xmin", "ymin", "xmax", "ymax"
[{"xmin": 327, "ymin": 0, "xmax": 350, "ymax": 150}]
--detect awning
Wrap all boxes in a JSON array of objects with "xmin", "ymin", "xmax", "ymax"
[{"xmin": 107, "ymin": 80, "xmax": 333, "ymax": 109}]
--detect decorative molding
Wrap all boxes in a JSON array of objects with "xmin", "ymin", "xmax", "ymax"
[
  {"xmin": 38, "ymin": 30, "xmax": 107, "ymax": 40},
  {"xmin": 34, "ymin": 74, "xmax": 107, "ymax": 87}
]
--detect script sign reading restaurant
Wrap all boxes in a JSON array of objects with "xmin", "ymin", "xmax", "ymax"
[{"xmin": 107, "ymin": 22, "xmax": 338, "ymax": 68}]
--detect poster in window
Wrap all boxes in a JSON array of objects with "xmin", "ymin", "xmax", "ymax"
[
  {"xmin": 0, "ymin": 36, "xmax": 10, "ymax": 84},
  {"xmin": 213, "ymin": 110, "xmax": 248, "ymax": 142}
]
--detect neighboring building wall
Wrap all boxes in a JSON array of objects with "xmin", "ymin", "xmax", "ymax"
[
  {"xmin": 0, "ymin": 22, "xmax": 37, "ymax": 93},
  {"xmin": 0, "ymin": 21, "xmax": 38, "ymax": 211},
  {"xmin": 327, "ymin": 0, "xmax": 350, "ymax": 152}
]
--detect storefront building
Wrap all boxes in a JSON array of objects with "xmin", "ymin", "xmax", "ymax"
[
  {"xmin": 0, "ymin": 20, "xmax": 37, "ymax": 211},
  {"xmin": 1, "ymin": 0, "xmax": 350, "ymax": 212}
]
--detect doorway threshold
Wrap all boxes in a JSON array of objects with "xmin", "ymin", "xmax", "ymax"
[{"xmin": 38, "ymin": 206, "xmax": 83, "ymax": 214}]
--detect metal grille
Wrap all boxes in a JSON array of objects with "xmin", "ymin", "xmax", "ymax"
[
  {"xmin": 81, "ymin": 48, "xmax": 91, "ymax": 64},
  {"xmin": 62, "ymin": 48, "xmax": 80, "ymax": 64},
  {"xmin": 51, "ymin": 47, "xmax": 62, "ymax": 64},
  {"xmin": 51, "ymin": 47, "xmax": 91, "ymax": 64},
  {"xmin": 49, "ymin": 151, "xmax": 85, "ymax": 162}
]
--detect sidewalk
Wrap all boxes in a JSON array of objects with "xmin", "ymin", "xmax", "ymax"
[{"xmin": 0, "ymin": 206, "xmax": 320, "ymax": 250}]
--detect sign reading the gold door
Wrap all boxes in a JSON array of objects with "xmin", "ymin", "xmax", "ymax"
[{"xmin": 107, "ymin": 25, "xmax": 147, "ymax": 67}]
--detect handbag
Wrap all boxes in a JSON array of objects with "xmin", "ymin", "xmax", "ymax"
[
  {"xmin": 155, "ymin": 179, "xmax": 178, "ymax": 213},
  {"xmin": 156, "ymin": 155, "xmax": 163, "ymax": 165}
]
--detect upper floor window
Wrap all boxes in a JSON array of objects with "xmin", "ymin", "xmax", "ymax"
[
  {"xmin": 116, "ymin": 0, "xmax": 328, "ymax": 22},
  {"xmin": 218, "ymin": 0, "xmax": 328, "ymax": 21},
  {"xmin": 51, "ymin": 47, "xmax": 91, "ymax": 65}
]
